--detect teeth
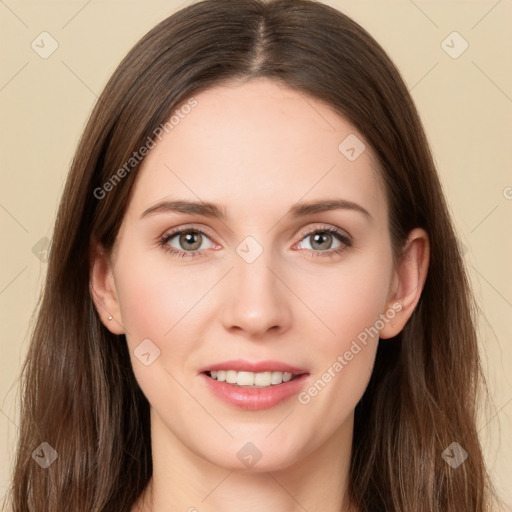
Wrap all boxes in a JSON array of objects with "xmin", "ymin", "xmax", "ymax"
[
  {"xmin": 226, "ymin": 370, "xmax": 237, "ymax": 384},
  {"xmin": 238, "ymin": 371, "xmax": 255, "ymax": 386},
  {"xmin": 254, "ymin": 371, "xmax": 270, "ymax": 386},
  {"xmin": 207, "ymin": 370, "xmax": 296, "ymax": 387}
]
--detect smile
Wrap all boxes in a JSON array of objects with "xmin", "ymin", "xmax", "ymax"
[{"xmin": 206, "ymin": 370, "xmax": 299, "ymax": 387}]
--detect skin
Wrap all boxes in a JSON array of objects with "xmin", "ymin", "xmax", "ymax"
[{"xmin": 91, "ymin": 77, "xmax": 429, "ymax": 512}]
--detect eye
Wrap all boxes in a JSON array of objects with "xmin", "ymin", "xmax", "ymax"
[
  {"xmin": 159, "ymin": 225, "xmax": 352, "ymax": 260},
  {"xmin": 295, "ymin": 226, "xmax": 352, "ymax": 257},
  {"xmin": 159, "ymin": 227, "xmax": 216, "ymax": 259}
]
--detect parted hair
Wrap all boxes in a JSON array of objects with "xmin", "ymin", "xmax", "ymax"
[{"xmin": 7, "ymin": 1, "xmax": 496, "ymax": 510}]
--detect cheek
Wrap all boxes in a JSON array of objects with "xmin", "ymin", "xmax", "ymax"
[
  {"xmin": 295, "ymin": 246, "xmax": 393, "ymax": 354},
  {"xmin": 112, "ymin": 244, "xmax": 215, "ymax": 405},
  {"xmin": 114, "ymin": 230, "xmax": 393, "ymax": 376},
  {"xmin": 113, "ymin": 241, "xmax": 215, "ymax": 343},
  {"xmin": 292, "ymin": 245, "xmax": 393, "ymax": 417}
]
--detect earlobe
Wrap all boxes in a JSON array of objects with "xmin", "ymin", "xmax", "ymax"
[
  {"xmin": 379, "ymin": 228, "xmax": 430, "ymax": 339},
  {"xmin": 89, "ymin": 242, "xmax": 125, "ymax": 335}
]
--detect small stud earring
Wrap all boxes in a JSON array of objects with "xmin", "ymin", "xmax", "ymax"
[{"xmin": 108, "ymin": 315, "xmax": 113, "ymax": 321}]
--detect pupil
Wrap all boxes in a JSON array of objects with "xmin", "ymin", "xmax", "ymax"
[
  {"xmin": 312, "ymin": 232, "xmax": 331, "ymax": 250},
  {"xmin": 180, "ymin": 231, "xmax": 201, "ymax": 250},
  {"xmin": 177, "ymin": 231, "xmax": 333, "ymax": 251}
]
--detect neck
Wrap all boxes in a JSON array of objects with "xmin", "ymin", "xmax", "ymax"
[{"xmin": 134, "ymin": 409, "xmax": 356, "ymax": 512}]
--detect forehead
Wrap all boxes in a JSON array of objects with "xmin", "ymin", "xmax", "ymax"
[{"xmin": 127, "ymin": 78, "xmax": 386, "ymax": 221}]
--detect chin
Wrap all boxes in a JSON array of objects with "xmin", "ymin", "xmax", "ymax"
[{"xmin": 203, "ymin": 441, "xmax": 305, "ymax": 473}]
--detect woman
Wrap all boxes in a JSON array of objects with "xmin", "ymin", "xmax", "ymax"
[{"xmin": 6, "ymin": 0, "xmax": 499, "ymax": 510}]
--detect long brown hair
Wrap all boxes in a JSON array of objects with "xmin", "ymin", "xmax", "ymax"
[{"xmin": 6, "ymin": 0, "xmax": 497, "ymax": 510}]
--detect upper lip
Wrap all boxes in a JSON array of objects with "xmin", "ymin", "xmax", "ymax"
[{"xmin": 198, "ymin": 359, "xmax": 308, "ymax": 375}]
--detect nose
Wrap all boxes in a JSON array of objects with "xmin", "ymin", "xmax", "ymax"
[{"xmin": 219, "ymin": 247, "xmax": 292, "ymax": 338}]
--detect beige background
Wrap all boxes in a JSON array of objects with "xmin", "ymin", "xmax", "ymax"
[{"xmin": 1, "ymin": 0, "xmax": 511, "ymax": 508}]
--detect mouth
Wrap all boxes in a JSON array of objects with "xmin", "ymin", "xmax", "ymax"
[
  {"xmin": 204, "ymin": 370, "xmax": 302, "ymax": 388},
  {"xmin": 199, "ymin": 360, "xmax": 310, "ymax": 411}
]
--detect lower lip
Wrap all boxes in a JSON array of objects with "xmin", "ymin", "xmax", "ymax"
[{"xmin": 200, "ymin": 373, "xmax": 310, "ymax": 411}]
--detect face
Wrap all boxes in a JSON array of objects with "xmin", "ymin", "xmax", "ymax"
[{"xmin": 94, "ymin": 78, "xmax": 407, "ymax": 473}]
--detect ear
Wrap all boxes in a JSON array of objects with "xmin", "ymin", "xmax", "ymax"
[
  {"xmin": 89, "ymin": 241, "xmax": 125, "ymax": 335},
  {"xmin": 379, "ymin": 228, "xmax": 430, "ymax": 339}
]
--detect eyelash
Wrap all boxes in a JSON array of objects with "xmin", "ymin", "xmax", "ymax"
[{"xmin": 158, "ymin": 225, "xmax": 353, "ymax": 260}]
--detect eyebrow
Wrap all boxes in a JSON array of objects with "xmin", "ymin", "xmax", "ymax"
[{"xmin": 140, "ymin": 198, "xmax": 372, "ymax": 221}]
